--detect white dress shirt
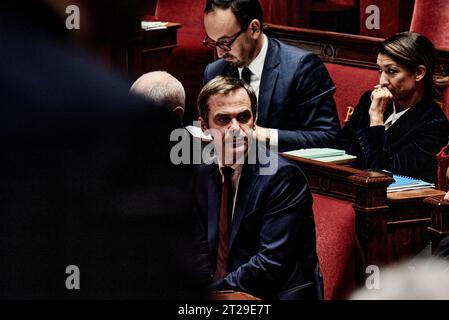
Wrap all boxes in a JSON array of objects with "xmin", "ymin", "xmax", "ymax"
[
  {"xmin": 384, "ymin": 103, "xmax": 410, "ymax": 130},
  {"xmin": 237, "ymin": 34, "xmax": 279, "ymax": 147},
  {"xmin": 218, "ymin": 164, "xmax": 243, "ymax": 220}
]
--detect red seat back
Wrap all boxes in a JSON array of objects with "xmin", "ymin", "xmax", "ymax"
[
  {"xmin": 154, "ymin": 0, "xmax": 214, "ymax": 124},
  {"xmin": 325, "ymin": 63, "xmax": 379, "ymax": 125},
  {"xmin": 410, "ymin": 0, "xmax": 449, "ymax": 119},
  {"xmin": 312, "ymin": 193, "xmax": 359, "ymax": 299},
  {"xmin": 410, "ymin": 0, "xmax": 449, "ymax": 50},
  {"xmin": 155, "ymin": 0, "xmax": 205, "ymax": 31}
]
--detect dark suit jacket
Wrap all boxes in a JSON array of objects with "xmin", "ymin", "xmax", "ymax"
[
  {"xmin": 204, "ymin": 37, "xmax": 340, "ymax": 152},
  {"xmin": 0, "ymin": 3, "xmax": 205, "ymax": 299},
  {"xmin": 193, "ymin": 149, "xmax": 319, "ymax": 299},
  {"xmin": 334, "ymin": 91, "xmax": 449, "ymax": 183}
]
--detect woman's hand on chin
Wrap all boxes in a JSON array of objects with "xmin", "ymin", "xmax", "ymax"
[{"xmin": 369, "ymin": 85, "xmax": 393, "ymax": 126}]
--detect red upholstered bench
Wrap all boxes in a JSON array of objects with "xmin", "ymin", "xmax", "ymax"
[
  {"xmin": 324, "ymin": 63, "xmax": 379, "ymax": 125},
  {"xmin": 408, "ymin": 0, "xmax": 449, "ymax": 119},
  {"xmin": 263, "ymin": 23, "xmax": 449, "ymax": 300},
  {"xmin": 312, "ymin": 193, "xmax": 358, "ymax": 299},
  {"xmin": 279, "ymin": 153, "xmax": 394, "ymax": 300}
]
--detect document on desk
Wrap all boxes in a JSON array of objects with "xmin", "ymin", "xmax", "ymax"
[
  {"xmin": 283, "ymin": 148, "xmax": 357, "ymax": 164},
  {"xmin": 185, "ymin": 125, "xmax": 213, "ymax": 142},
  {"xmin": 141, "ymin": 21, "xmax": 168, "ymax": 30},
  {"xmin": 387, "ymin": 174, "xmax": 435, "ymax": 193}
]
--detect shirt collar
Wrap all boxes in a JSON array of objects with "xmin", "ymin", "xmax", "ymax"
[
  {"xmin": 218, "ymin": 163, "xmax": 243, "ymax": 183},
  {"xmin": 391, "ymin": 102, "xmax": 410, "ymax": 118},
  {"xmin": 239, "ymin": 34, "xmax": 268, "ymax": 80},
  {"xmin": 218, "ymin": 162, "xmax": 243, "ymax": 174},
  {"xmin": 384, "ymin": 102, "xmax": 410, "ymax": 129}
]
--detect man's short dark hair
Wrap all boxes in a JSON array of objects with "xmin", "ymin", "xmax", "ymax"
[
  {"xmin": 197, "ymin": 76, "xmax": 258, "ymax": 122},
  {"xmin": 204, "ymin": 0, "xmax": 264, "ymax": 30}
]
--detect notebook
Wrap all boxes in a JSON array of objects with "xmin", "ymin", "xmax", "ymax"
[
  {"xmin": 387, "ymin": 174, "xmax": 435, "ymax": 193},
  {"xmin": 315, "ymin": 154, "xmax": 357, "ymax": 164},
  {"xmin": 284, "ymin": 148, "xmax": 346, "ymax": 159},
  {"xmin": 283, "ymin": 148, "xmax": 357, "ymax": 164}
]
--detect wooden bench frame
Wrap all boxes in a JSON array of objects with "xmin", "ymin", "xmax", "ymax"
[{"xmin": 264, "ymin": 23, "xmax": 449, "ymax": 75}]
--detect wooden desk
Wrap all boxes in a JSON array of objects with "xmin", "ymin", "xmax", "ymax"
[
  {"xmin": 379, "ymin": 188, "xmax": 445, "ymax": 264},
  {"xmin": 112, "ymin": 22, "xmax": 181, "ymax": 79},
  {"xmin": 265, "ymin": 22, "xmax": 449, "ymax": 268},
  {"xmin": 264, "ymin": 23, "xmax": 449, "ymax": 80},
  {"xmin": 282, "ymin": 154, "xmax": 444, "ymax": 273},
  {"xmin": 210, "ymin": 290, "xmax": 261, "ymax": 300}
]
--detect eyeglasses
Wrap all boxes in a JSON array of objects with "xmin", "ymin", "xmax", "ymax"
[{"xmin": 202, "ymin": 27, "xmax": 247, "ymax": 51}]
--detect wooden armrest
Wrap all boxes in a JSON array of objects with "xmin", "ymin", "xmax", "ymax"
[{"xmin": 210, "ymin": 290, "xmax": 261, "ymax": 300}]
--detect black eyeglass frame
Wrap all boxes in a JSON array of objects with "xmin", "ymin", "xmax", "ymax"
[{"xmin": 202, "ymin": 26, "xmax": 248, "ymax": 51}]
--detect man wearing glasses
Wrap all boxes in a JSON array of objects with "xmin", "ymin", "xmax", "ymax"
[{"xmin": 203, "ymin": 0, "xmax": 340, "ymax": 152}]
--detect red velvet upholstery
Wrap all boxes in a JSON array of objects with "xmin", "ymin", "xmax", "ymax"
[
  {"xmin": 324, "ymin": 63, "xmax": 379, "ymax": 125},
  {"xmin": 313, "ymin": 193, "xmax": 357, "ymax": 299},
  {"xmin": 155, "ymin": 0, "xmax": 205, "ymax": 30},
  {"xmin": 410, "ymin": 0, "xmax": 449, "ymax": 50},
  {"xmin": 410, "ymin": 0, "xmax": 449, "ymax": 118},
  {"xmin": 261, "ymin": 0, "xmax": 303, "ymax": 26},
  {"xmin": 155, "ymin": 0, "xmax": 215, "ymax": 124},
  {"xmin": 153, "ymin": 0, "xmax": 317, "ymax": 123}
]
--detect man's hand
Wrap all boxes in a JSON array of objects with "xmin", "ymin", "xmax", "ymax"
[{"xmin": 369, "ymin": 85, "xmax": 393, "ymax": 126}]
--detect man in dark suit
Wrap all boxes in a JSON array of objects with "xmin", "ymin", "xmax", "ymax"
[
  {"xmin": 194, "ymin": 76, "xmax": 320, "ymax": 299},
  {"xmin": 130, "ymin": 71, "xmax": 186, "ymax": 122},
  {"xmin": 202, "ymin": 0, "xmax": 340, "ymax": 152},
  {"xmin": 0, "ymin": 1, "xmax": 205, "ymax": 299}
]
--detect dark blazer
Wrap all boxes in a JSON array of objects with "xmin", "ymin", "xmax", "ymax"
[
  {"xmin": 334, "ymin": 91, "xmax": 449, "ymax": 183},
  {"xmin": 193, "ymin": 150, "xmax": 320, "ymax": 299},
  {"xmin": 204, "ymin": 37, "xmax": 340, "ymax": 152}
]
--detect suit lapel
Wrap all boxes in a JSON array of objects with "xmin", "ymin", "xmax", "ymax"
[
  {"xmin": 258, "ymin": 38, "xmax": 280, "ymax": 127},
  {"xmin": 228, "ymin": 164, "xmax": 258, "ymax": 252},
  {"xmin": 207, "ymin": 166, "xmax": 221, "ymax": 255},
  {"xmin": 225, "ymin": 65, "xmax": 239, "ymax": 79},
  {"xmin": 386, "ymin": 100, "xmax": 428, "ymax": 143}
]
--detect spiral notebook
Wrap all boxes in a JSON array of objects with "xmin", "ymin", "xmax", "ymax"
[{"xmin": 387, "ymin": 174, "xmax": 435, "ymax": 193}]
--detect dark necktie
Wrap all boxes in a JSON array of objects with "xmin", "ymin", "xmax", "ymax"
[
  {"xmin": 213, "ymin": 166, "xmax": 234, "ymax": 281},
  {"xmin": 227, "ymin": 66, "xmax": 239, "ymax": 80},
  {"xmin": 241, "ymin": 67, "xmax": 252, "ymax": 85}
]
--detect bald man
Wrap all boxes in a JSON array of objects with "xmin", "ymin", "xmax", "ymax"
[{"xmin": 130, "ymin": 71, "xmax": 186, "ymax": 122}]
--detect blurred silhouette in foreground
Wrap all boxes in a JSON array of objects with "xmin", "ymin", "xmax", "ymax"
[
  {"xmin": 350, "ymin": 258, "xmax": 449, "ymax": 300},
  {"xmin": 0, "ymin": 1, "xmax": 205, "ymax": 299}
]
